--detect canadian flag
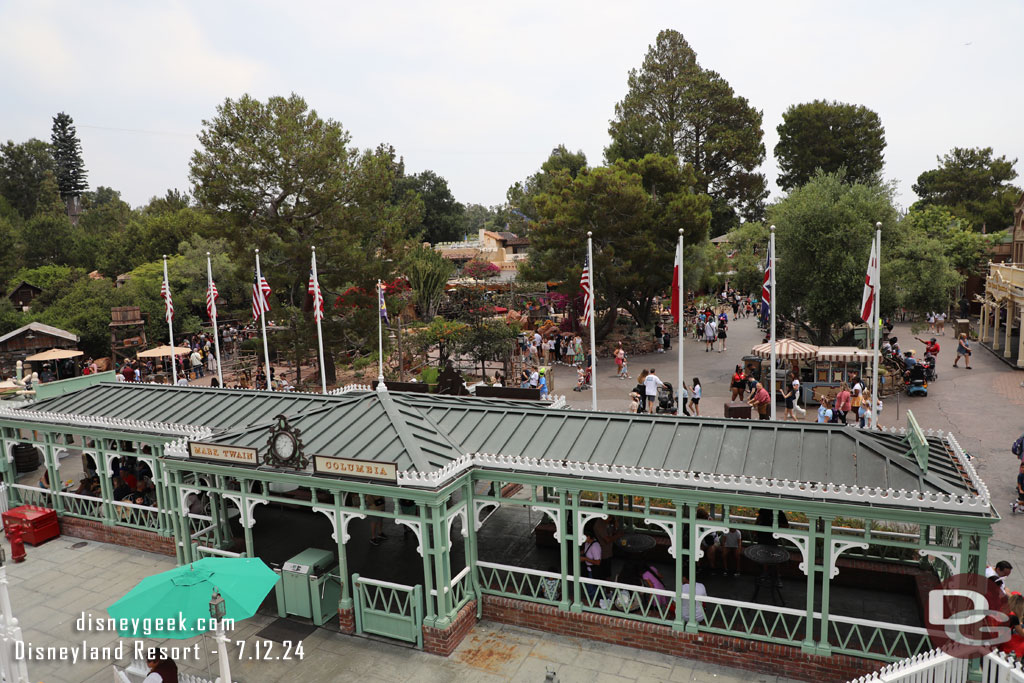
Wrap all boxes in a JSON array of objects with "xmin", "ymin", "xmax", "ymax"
[
  {"xmin": 860, "ymin": 235, "xmax": 879, "ymax": 323},
  {"xmin": 670, "ymin": 240, "xmax": 681, "ymax": 324}
]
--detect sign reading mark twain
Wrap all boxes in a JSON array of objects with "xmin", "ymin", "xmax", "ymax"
[
  {"xmin": 189, "ymin": 442, "xmax": 259, "ymax": 466},
  {"xmin": 313, "ymin": 455, "xmax": 397, "ymax": 482}
]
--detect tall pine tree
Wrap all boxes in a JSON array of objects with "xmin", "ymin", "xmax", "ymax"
[{"xmin": 50, "ymin": 112, "xmax": 89, "ymax": 201}]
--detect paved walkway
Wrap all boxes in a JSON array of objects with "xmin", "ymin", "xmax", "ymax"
[{"xmin": 7, "ymin": 538, "xmax": 803, "ymax": 683}]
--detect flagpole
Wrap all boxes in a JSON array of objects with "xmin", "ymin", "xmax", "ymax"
[
  {"xmin": 206, "ymin": 253, "xmax": 224, "ymax": 389},
  {"xmin": 677, "ymin": 229, "xmax": 684, "ymax": 416},
  {"xmin": 587, "ymin": 232, "xmax": 597, "ymax": 411},
  {"xmin": 377, "ymin": 279, "xmax": 386, "ymax": 391},
  {"xmin": 255, "ymin": 249, "xmax": 273, "ymax": 391},
  {"xmin": 870, "ymin": 222, "xmax": 882, "ymax": 429},
  {"xmin": 162, "ymin": 255, "xmax": 177, "ymax": 386},
  {"xmin": 311, "ymin": 247, "xmax": 327, "ymax": 394},
  {"xmin": 769, "ymin": 225, "xmax": 777, "ymax": 420}
]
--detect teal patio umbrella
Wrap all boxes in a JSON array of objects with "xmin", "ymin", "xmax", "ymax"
[{"xmin": 108, "ymin": 557, "xmax": 279, "ymax": 639}]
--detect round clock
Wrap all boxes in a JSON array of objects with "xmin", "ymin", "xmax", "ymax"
[
  {"xmin": 264, "ymin": 414, "xmax": 307, "ymax": 469},
  {"xmin": 272, "ymin": 431, "xmax": 296, "ymax": 461}
]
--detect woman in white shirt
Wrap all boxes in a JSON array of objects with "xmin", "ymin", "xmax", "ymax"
[{"xmin": 690, "ymin": 378, "xmax": 702, "ymax": 416}]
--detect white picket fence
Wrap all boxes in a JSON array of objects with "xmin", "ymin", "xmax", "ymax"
[
  {"xmin": 982, "ymin": 649, "xmax": 1024, "ymax": 682},
  {"xmin": 849, "ymin": 648, "xmax": 1024, "ymax": 683}
]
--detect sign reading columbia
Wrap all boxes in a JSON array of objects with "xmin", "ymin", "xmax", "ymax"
[
  {"xmin": 189, "ymin": 442, "xmax": 259, "ymax": 466},
  {"xmin": 313, "ymin": 455, "xmax": 397, "ymax": 482}
]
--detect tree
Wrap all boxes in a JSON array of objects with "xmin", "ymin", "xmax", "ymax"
[
  {"xmin": 414, "ymin": 317, "xmax": 468, "ymax": 366},
  {"xmin": 461, "ymin": 258, "xmax": 500, "ymax": 280},
  {"xmin": 0, "ymin": 138, "xmax": 55, "ymax": 220},
  {"xmin": 770, "ymin": 170, "xmax": 899, "ymax": 345},
  {"xmin": 774, "ymin": 100, "xmax": 886, "ymax": 191},
  {"xmin": 722, "ymin": 221, "xmax": 770, "ymax": 294},
  {"xmin": 912, "ymin": 147, "xmax": 1020, "ymax": 230},
  {"xmin": 403, "ymin": 246, "xmax": 454, "ymax": 320},
  {"xmin": 50, "ymin": 112, "xmax": 89, "ymax": 200},
  {"xmin": 394, "ymin": 169, "xmax": 464, "ymax": 244},
  {"xmin": 521, "ymin": 153, "xmax": 711, "ymax": 334},
  {"xmin": 606, "ymin": 30, "xmax": 766, "ymax": 235},
  {"xmin": 18, "ymin": 172, "xmax": 75, "ymax": 267},
  {"xmin": 900, "ymin": 206, "xmax": 995, "ymax": 275},
  {"xmin": 507, "ymin": 145, "xmax": 588, "ymax": 230}
]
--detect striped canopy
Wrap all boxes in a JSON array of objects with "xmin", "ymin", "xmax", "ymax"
[
  {"xmin": 751, "ymin": 339, "xmax": 819, "ymax": 360},
  {"xmin": 816, "ymin": 347, "xmax": 873, "ymax": 363}
]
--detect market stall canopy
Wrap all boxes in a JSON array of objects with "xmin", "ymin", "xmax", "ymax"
[
  {"xmin": 24, "ymin": 348, "xmax": 84, "ymax": 362},
  {"xmin": 816, "ymin": 347, "xmax": 874, "ymax": 363},
  {"xmin": 136, "ymin": 345, "xmax": 191, "ymax": 358},
  {"xmin": 751, "ymin": 339, "xmax": 819, "ymax": 360}
]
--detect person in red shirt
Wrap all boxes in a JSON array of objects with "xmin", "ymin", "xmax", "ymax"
[
  {"xmin": 915, "ymin": 336, "xmax": 940, "ymax": 358},
  {"xmin": 748, "ymin": 382, "xmax": 772, "ymax": 420}
]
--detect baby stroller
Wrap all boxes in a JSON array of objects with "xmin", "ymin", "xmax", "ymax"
[
  {"xmin": 920, "ymin": 354, "xmax": 938, "ymax": 382},
  {"xmin": 573, "ymin": 365, "xmax": 592, "ymax": 392},
  {"xmin": 655, "ymin": 383, "xmax": 677, "ymax": 414}
]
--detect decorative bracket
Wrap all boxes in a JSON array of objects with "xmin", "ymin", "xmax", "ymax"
[
  {"xmin": 223, "ymin": 494, "xmax": 267, "ymax": 529},
  {"xmin": 474, "ymin": 500, "xmax": 499, "ymax": 531},
  {"xmin": 4, "ymin": 441, "xmax": 15, "ymax": 464},
  {"xmin": 446, "ymin": 503, "xmax": 468, "ymax": 544},
  {"xmin": 396, "ymin": 519, "xmax": 424, "ymax": 556},
  {"xmin": 828, "ymin": 539, "xmax": 869, "ymax": 578},
  {"xmin": 644, "ymin": 518, "xmax": 676, "ymax": 558},
  {"xmin": 312, "ymin": 506, "xmax": 365, "ymax": 545},
  {"xmin": 576, "ymin": 510, "xmax": 607, "ymax": 545},
  {"xmin": 919, "ymin": 549, "xmax": 961, "ymax": 576},
  {"xmin": 695, "ymin": 524, "xmax": 721, "ymax": 561},
  {"xmin": 179, "ymin": 487, "xmax": 201, "ymax": 513},
  {"xmin": 773, "ymin": 532, "xmax": 811, "ymax": 575},
  {"xmin": 532, "ymin": 505, "xmax": 561, "ymax": 543}
]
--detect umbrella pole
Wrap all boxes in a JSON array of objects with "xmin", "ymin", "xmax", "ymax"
[{"xmin": 214, "ymin": 621, "xmax": 233, "ymax": 683}]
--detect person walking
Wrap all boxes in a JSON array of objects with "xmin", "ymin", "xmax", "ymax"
[
  {"xmin": 703, "ymin": 318, "xmax": 717, "ymax": 352},
  {"xmin": 730, "ymin": 365, "xmax": 745, "ymax": 401},
  {"xmin": 644, "ymin": 368, "xmax": 664, "ymax": 413},
  {"xmin": 690, "ymin": 377, "xmax": 702, "ymax": 416},
  {"xmin": 717, "ymin": 318, "xmax": 727, "ymax": 352},
  {"xmin": 953, "ymin": 333, "xmax": 972, "ymax": 369},
  {"xmin": 834, "ymin": 382, "xmax": 852, "ymax": 425},
  {"xmin": 936, "ymin": 312, "xmax": 946, "ymax": 336},
  {"xmin": 781, "ymin": 381, "xmax": 797, "ymax": 421},
  {"xmin": 614, "ymin": 343, "xmax": 626, "ymax": 378},
  {"xmin": 634, "ymin": 370, "xmax": 649, "ymax": 414}
]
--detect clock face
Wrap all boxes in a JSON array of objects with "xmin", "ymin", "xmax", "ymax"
[{"xmin": 273, "ymin": 432, "xmax": 295, "ymax": 460}]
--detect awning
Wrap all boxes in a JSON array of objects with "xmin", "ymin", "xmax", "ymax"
[
  {"xmin": 136, "ymin": 345, "xmax": 191, "ymax": 358},
  {"xmin": 816, "ymin": 347, "xmax": 872, "ymax": 363},
  {"xmin": 751, "ymin": 339, "xmax": 819, "ymax": 360},
  {"xmin": 24, "ymin": 348, "xmax": 84, "ymax": 362}
]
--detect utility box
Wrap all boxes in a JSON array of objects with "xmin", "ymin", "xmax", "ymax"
[{"xmin": 275, "ymin": 548, "xmax": 340, "ymax": 626}]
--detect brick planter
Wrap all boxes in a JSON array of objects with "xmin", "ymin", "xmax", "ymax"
[
  {"xmin": 481, "ymin": 595, "xmax": 879, "ymax": 682},
  {"xmin": 338, "ymin": 607, "xmax": 355, "ymax": 634},
  {"xmin": 59, "ymin": 517, "xmax": 175, "ymax": 556},
  {"xmin": 423, "ymin": 600, "xmax": 477, "ymax": 656}
]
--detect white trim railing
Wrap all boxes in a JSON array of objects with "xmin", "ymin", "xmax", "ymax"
[
  {"xmin": 982, "ymin": 649, "xmax": 1024, "ymax": 682},
  {"xmin": 847, "ymin": 647, "xmax": 968, "ymax": 682}
]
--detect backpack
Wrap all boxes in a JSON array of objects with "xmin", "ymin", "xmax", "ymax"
[{"xmin": 1013, "ymin": 434, "xmax": 1024, "ymax": 457}]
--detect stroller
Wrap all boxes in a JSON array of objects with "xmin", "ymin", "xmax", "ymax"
[
  {"xmin": 573, "ymin": 365, "xmax": 592, "ymax": 392},
  {"xmin": 656, "ymin": 383, "xmax": 677, "ymax": 414},
  {"xmin": 920, "ymin": 354, "xmax": 938, "ymax": 382}
]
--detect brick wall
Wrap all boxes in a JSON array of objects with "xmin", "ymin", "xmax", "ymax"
[
  {"xmin": 481, "ymin": 595, "xmax": 879, "ymax": 682},
  {"xmin": 422, "ymin": 600, "xmax": 477, "ymax": 656},
  {"xmin": 338, "ymin": 607, "xmax": 355, "ymax": 634},
  {"xmin": 59, "ymin": 517, "xmax": 175, "ymax": 556}
]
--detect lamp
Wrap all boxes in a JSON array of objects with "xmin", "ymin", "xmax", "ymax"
[
  {"xmin": 209, "ymin": 589, "xmax": 225, "ymax": 621},
  {"xmin": 209, "ymin": 589, "xmax": 232, "ymax": 683}
]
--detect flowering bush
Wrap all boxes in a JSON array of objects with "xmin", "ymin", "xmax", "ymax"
[{"xmin": 462, "ymin": 259, "xmax": 500, "ymax": 279}]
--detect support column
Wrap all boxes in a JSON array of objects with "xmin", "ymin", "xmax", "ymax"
[
  {"xmin": 1004, "ymin": 302, "xmax": 1015, "ymax": 358},
  {"xmin": 568, "ymin": 489, "xmax": 582, "ymax": 613},
  {"xmin": 334, "ymin": 493, "xmax": 351, "ymax": 609},
  {"xmin": 992, "ymin": 302, "xmax": 1001, "ymax": 351},
  {"xmin": 1017, "ymin": 304, "xmax": 1024, "ymax": 368},
  {"xmin": 168, "ymin": 470, "xmax": 186, "ymax": 565},
  {"xmin": 980, "ymin": 305, "xmax": 988, "ymax": 342},
  {"xmin": 418, "ymin": 502, "xmax": 436, "ymax": 625},
  {"xmin": 679, "ymin": 503, "xmax": 693, "ymax": 633},
  {"xmin": 556, "ymin": 489, "xmax": 570, "ymax": 612},
  {"xmin": 429, "ymin": 502, "xmax": 451, "ymax": 628},
  {"xmin": 803, "ymin": 516, "xmax": 820, "ymax": 653},
  {"xmin": 816, "ymin": 518, "xmax": 833, "ymax": 655},
  {"xmin": 43, "ymin": 435, "xmax": 61, "ymax": 514}
]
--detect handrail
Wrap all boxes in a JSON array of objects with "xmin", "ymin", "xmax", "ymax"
[
  {"xmin": 580, "ymin": 576, "xmax": 674, "ymax": 599},
  {"xmin": 697, "ymin": 592, "xmax": 809, "ymax": 618},
  {"xmin": 354, "ymin": 576, "xmax": 417, "ymax": 592},
  {"xmin": 477, "ymin": 560, "xmax": 559, "ymax": 580}
]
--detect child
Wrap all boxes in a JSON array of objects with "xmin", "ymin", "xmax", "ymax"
[
  {"xmin": 628, "ymin": 391, "xmax": 643, "ymax": 413},
  {"xmin": 620, "ymin": 353, "xmax": 630, "ymax": 379},
  {"xmin": 575, "ymin": 366, "xmax": 586, "ymax": 392}
]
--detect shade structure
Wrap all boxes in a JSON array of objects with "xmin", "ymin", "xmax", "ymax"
[
  {"xmin": 750, "ymin": 338, "xmax": 819, "ymax": 360},
  {"xmin": 816, "ymin": 346, "xmax": 873, "ymax": 363},
  {"xmin": 136, "ymin": 344, "xmax": 191, "ymax": 358},
  {"xmin": 24, "ymin": 348, "xmax": 83, "ymax": 362},
  {"xmin": 107, "ymin": 557, "xmax": 279, "ymax": 639}
]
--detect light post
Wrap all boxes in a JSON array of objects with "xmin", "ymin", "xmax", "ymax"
[
  {"xmin": 0, "ymin": 547, "xmax": 30, "ymax": 683},
  {"xmin": 209, "ymin": 589, "xmax": 233, "ymax": 683}
]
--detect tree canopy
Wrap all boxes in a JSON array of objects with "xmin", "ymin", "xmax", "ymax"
[
  {"xmin": 50, "ymin": 112, "xmax": 89, "ymax": 200},
  {"xmin": 0, "ymin": 138, "xmax": 55, "ymax": 220},
  {"xmin": 521, "ymin": 153, "xmax": 711, "ymax": 333},
  {"xmin": 394, "ymin": 169, "xmax": 464, "ymax": 244},
  {"xmin": 774, "ymin": 100, "xmax": 886, "ymax": 191},
  {"xmin": 912, "ymin": 147, "xmax": 1020, "ymax": 231},
  {"xmin": 606, "ymin": 29, "xmax": 766, "ymax": 236}
]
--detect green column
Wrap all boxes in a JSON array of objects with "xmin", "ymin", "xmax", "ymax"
[
  {"xmin": 418, "ymin": 501, "xmax": 436, "ymax": 625},
  {"xmin": 461, "ymin": 481, "xmax": 479, "ymax": 614},
  {"xmin": 557, "ymin": 489, "xmax": 570, "ymax": 612},
  {"xmin": 569, "ymin": 488, "xmax": 582, "ymax": 612},
  {"xmin": 240, "ymin": 481, "xmax": 255, "ymax": 558},
  {"xmin": 334, "ymin": 492, "xmax": 351, "ymax": 610},
  {"xmin": 802, "ymin": 516, "xmax": 820, "ymax": 653},
  {"xmin": 146, "ymin": 446, "xmax": 171, "ymax": 536},
  {"xmin": 43, "ymin": 434, "xmax": 62, "ymax": 513},
  {"xmin": 97, "ymin": 443, "xmax": 116, "ymax": 526},
  {"xmin": 816, "ymin": 517, "xmax": 833, "ymax": 655},
  {"xmin": 167, "ymin": 469, "xmax": 186, "ymax": 565},
  {"xmin": 430, "ymin": 502, "xmax": 451, "ymax": 627},
  {"xmin": 680, "ymin": 503, "xmax": 693, "ymax": 632}
]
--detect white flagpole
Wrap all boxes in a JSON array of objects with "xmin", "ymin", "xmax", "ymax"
[
  {"xmin": 769, "ymin": 225, "xmax": 777, "ymax": 420},
  {"xmin": 377, "ymin": 279, "xmax": 386, "ymax": 390},
  {"xmin": 206, "ymin": 253, "xmax": 224, "ymax": 389},
  {"xmin": 312, "ymin": 247, "xmax": 327, "ymax": 394},
  {"xmin": 870, "ymin": 222, "xmax": 882, "ymax": 429},
  {"xmin": 587, "ymin": 231, "xmax": 597, "ymax": 411},
  {"xmin": 677, "ymin": 229, "xmax": 684, "ymax": 415},
  {"xmin": 162, "ymin": 255, "xmax": 177, "ymax": 386},
  {"xmin": 255, "ymin": 249, "xmax": 273, "ymax": 391}
]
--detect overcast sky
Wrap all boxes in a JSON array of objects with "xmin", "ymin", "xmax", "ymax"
[{"xmin": 2, "ymin": 1, "xmax": 1021, "ymax": 214}]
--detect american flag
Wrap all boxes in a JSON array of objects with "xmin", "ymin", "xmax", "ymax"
[
  {"xmin": 206, "ymin": 280, "xmax": 218, "ymax": 321},
  {"xmin": 160, "ymin": 277, "xmax": 174, "ymax": 322},
  {"xmin": 252, "ymin": 272, "xmax": 272, "ymax": 320},
  {"xmin": 580, "ymin": 254, "xmax": 593, "ymax": 327},
  {"xmin": 308, "ymin": 266, "xmax": 324, "ymax": 323}
]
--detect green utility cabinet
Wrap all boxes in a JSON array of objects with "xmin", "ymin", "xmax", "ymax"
[{"xmin": 274, "ymin": 548, "xmax": 340, "ymax": 626}]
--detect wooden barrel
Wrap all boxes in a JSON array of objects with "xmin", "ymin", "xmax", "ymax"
[{"xmin": 12, "ymin": 443, "xmax": 40, "ymax": 473}]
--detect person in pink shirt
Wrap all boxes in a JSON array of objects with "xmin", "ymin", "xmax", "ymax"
[{"xmin": 834, "ymin": 383, "xmax": 852, "ymax": 425}]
